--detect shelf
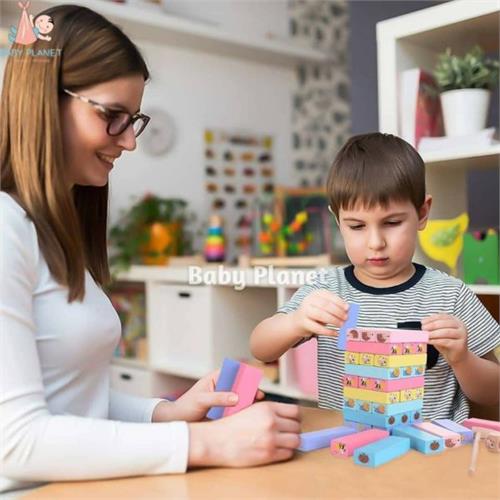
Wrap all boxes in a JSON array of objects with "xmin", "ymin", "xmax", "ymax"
[
  {"xmin": 260, "ymin": 380, "xmax": 317, "ymax": 402},
  {"xmin": 112, "ymin": 356, "xmax": 148, "ymax": 369},
  {"xmin": 469, "ymin": 285, "xmax": 500, "ymax": 296},
  {"xmin": 421, "ymin": 144, "xmax": 500, "ymax": 169},
  {"xmin": 2, "ymin": 0, "xmax": 330, "ymax": 67},
  {"xmin": 377, "ymin": 0, "xmax": 499, "ymax": 53}
]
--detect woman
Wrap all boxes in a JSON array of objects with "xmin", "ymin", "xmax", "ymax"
[{"xmin": 0, "ymin": 5, "xmax": 300, "ymax": 493}]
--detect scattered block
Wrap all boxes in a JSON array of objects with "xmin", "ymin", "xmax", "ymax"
[
  {"xmin": 392, "ymin": 425, "xmax": 444, "ymax": 454},
  {"xmin": 297, "ymin": 426, "xmax": 356, "ymax": 452},
  {"xmin": 354, "ymin": 436, "xmax": 410, "ymax": 467},
  {"xmin": 413, "ymin": 422, "xmax": 461, "ymax": 448},
  {"xmin": 344, "ymin": 420, "xmax": 372, "ymax": 431},
  {"xmin": 433, "ymin": 419, "xmax": 474, "ymax": 444},
  {"xmin": 462, "ymin": 418, "xmax": 500, "ymax": 433},
  {"xmin": 331, "ymin": 428, "xmax": 389, "ymax": 457}
]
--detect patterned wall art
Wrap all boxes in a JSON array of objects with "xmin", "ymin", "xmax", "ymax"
[
  {"xmin": 204, "ymin": 129, "xmax": 275, "ymax": 264},
  {"xmin": 288, "ymin": 0, "xmax": 351, "ymax": 188}
]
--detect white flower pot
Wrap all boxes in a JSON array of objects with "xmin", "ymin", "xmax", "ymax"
[{"xmin": 440, "ymin": 88, "xmax": 491, "ymax": 137}]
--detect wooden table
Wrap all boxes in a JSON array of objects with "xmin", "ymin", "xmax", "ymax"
[{"xmin": 24, "ymin": 408, "xmax": 500, "ymax": 499}]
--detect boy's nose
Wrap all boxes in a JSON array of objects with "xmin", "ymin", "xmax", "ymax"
[{"xmin": 367, "ymin": 230, "xmax": 386, "ymax": 250}]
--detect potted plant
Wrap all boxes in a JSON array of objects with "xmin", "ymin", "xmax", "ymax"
[
  {"xmin": 433, "ymin": 45, "xmax": 499, "ymax": 136},
  {"xmin": 109, "ymin": 194, "xmax": 191, "ymax": 272}
]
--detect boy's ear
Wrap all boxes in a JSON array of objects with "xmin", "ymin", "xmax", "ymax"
[{"xmin": 417, "ymin": 194, "xmax": 432, "ymax": 230}]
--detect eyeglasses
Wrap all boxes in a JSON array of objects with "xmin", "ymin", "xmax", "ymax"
[{"xmin": 62, "ymin": 88, "xmax": 150, "ymax": 138}]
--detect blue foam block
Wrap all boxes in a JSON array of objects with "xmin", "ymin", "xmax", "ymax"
[
  {"xmin": 298, "ymin": 426, "xmax": 356, "ymax": 452},
  {"xmin": 344, "ymin": 363, "xmax": 425, "ymax": 380},
  {"xmin": 354, "ymin": 436, "xmax": 410, "ymax": 467},
  {"xmin": 392, "ymin": 425, "xmax": 444, "ymax": 454},
  {"xmin": 338, "ymin": 302, "xmax": 360, "ymax": 350},
  {"xmin": 206, "ymin": 358, "xmax": 241, "ymax": 420},
  {"xmin": 343, "ymin": 408, "xmax": 415, "ymax": 429},
  {"xmin": 433, "ymin": 419, "xmax": 474, "ymax": 444}
]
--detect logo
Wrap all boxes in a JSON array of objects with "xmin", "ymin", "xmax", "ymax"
[
  {"xmin": 9, "ymin": 1, "xmax": 54, "ymax": 45},
  {"xmin": 2, "ymin": 1, "xmax": 61, "ymax": 59}
]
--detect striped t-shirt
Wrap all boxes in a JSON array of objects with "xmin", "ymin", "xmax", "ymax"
[{"xmin": 277, "ymin": 263, "xmax": 500, "ymax": 422}]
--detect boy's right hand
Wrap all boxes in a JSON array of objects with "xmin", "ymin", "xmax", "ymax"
[{"xmin": 291, "ymin": 289, "xmax": 349, "ymax": 337}]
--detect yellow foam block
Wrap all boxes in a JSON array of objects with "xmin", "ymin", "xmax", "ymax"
[
  {"xmin": 345, "ymin": 352, "xmax": 360, "ymax": 364},
  {"xmin": 359, "ymin": 353, "xmax": 375, "ymax": 366},
  {"xmin": 344, "ymin": 387, "xmax": 400, "ymax": 404},
  {"xmin": 373, "ymin": 354, "xmax": 426, "ymax": 368}
]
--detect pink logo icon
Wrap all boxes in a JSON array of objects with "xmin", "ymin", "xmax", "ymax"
[{"xmin": 9, "ymin": 1, "xmax": 54, "ymax": 46}]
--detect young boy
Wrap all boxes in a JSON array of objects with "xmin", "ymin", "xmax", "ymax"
[{"xmin": 251, "ymin": 133, "xmax": 500, "ymax": 422}]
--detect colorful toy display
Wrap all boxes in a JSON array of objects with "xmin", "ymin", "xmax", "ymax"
[
  {"xmin": 463, "ymin": 229, "xmax": 499, "ymax": 285},
  {"xmin": 418, "ymin": 212, "xmax": 469, "ymax": 275},
  {"xmin": 258, "ymin": 210, "xmax": 311, "ymax": 256},
  {"xmin": 207, "ymin": 358, "xmax": 262, "ymax": 420},
  {"xmin": 204, "ymin": 214, "xmax": 225, "ymax": 262}
]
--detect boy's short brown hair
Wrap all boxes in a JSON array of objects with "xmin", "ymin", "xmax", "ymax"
[{"xmin": 326, "ymin": 133, "xmax": 425, "ymax": 217}]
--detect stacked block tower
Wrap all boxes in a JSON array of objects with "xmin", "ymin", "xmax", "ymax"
[{"xmin": 343, "ymin": 327, "xmax": 429, "ymax": 430}]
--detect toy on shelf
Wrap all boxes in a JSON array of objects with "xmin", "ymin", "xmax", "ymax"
[
  {"xmin": 204, "ymin": 214, "xmax": 225, "ymax": 262},
  {"xmin": 207, "ymin": 358, "xmax": 262, "ymax": 420},
  {"xmin": 258, "ymin": 209, "xmax": 310, "ymax": 256},
  {"xmin": 418, "ymin": 212, "xmax": 469, "ymax": 275},
  {"xmin": 463, "ymin": 228, "xmax": 499, "ymax": 285}
]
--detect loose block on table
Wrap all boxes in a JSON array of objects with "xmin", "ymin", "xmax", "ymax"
[
  {"xmin": 462, "ymin": 418, "xmax": 500, "ymax": 433},
  {"xmin": 331, "ymin": 428, "xmax": 389, "ymax": 457},
  {"xmin": 297, "ymin": 426, "xmax": 356, "ymax": 452},
  {"xmin": 413, "ymin": 422, "xmax": 461, "ymax": 448},
  {"xmin": 354, "ymin": 436, "xmax": 410, "ymax": 467},
  {"xmin": 433, "ymin": 419, "xmax": 474, "ymax": 444},
  {"xmin": 392, "ymin": 425, "xmax": 444, "ymax": 454}
]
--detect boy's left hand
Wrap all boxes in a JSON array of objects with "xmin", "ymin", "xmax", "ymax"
[
  {"xmin": 153, "ymin": 370, "xmax": 265, "ymax": 423},
  {"xmin": 421, "ymin": 313, "xmax": 469, "ymax": 367}
]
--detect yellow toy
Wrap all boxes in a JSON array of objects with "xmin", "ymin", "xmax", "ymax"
[{"xmin": 418, "ymin": 213, "xmax": 469, "ymax": 275}]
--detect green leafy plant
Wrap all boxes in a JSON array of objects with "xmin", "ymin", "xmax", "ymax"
[
  {"xmin": 433, "ymin": 45, "xmax": 499, "ymax": 92},
  {"xmin": 109, "ymin": 194, "xmax": 192, "ymax": 273}
]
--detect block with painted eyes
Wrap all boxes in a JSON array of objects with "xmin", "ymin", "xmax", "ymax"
[
  {"xmin": 360, "ymin": 353, "xmax": 374, "ymax": 366},
  {"xmin": 345, "ymin": 352, "xmax": 360, "ymax": 365},
  {"xmin": 485, "ymin": 431, "xmax": 500, "ymax": 453},
  {"xmin": 343, "ymin": 375, "xmax": 358, "ymax": 388}
]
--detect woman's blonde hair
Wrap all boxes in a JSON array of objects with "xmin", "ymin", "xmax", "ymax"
[{"xmin": 1, "ymin": 5, "xmax": 149, "ymax": 301}]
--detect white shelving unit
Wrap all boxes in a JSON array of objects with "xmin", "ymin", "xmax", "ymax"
[
  {"xmin": 114, "ymin": 265, "xmax": 319, "ymax": 401},
  {"xmin": 377, "ymin": 0, "xmax": 500, "ymax": 280},
  {"xmin": 0, "ymin": 0, "xmax": 330, "ymax": 67}
]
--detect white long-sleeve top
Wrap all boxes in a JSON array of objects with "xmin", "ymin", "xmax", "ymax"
[{"xmin": 0, "ymin": 192, "xmax": 189, "ymax": 493}]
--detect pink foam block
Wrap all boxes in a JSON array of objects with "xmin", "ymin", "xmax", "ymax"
[
  {"xmin": 223, "ymin": 363, "xmax": 262, "ymax": 417},
  {"xmin": 347, "ymin": 328, "xmax": 429, "ymax": 344},
  {"xmin": 346, "ymin": 341, "xmax": 401, "ymax": 355},
  {"xmin": 367, "ymin": 376, "xmax": 425, "ymax": 392},
  {"xmin": 413, "ymin": 422, "xmax": 461, "ymax": 448},
  {"xmin": 462, "ymin": 418, "xmax": 500, "ymax": 433},
  {"xmin": 331, "ymin": 428, "xmax": 389, "ymax": 457}
]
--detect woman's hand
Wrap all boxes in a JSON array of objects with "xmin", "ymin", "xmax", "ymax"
[
  {"xmin": 188, "ymin": 401, "xmax": 301, "ymax": 468},
  {"xmin": 152, "ymin": 370, "xmax": 264, "ymax": 423},
  {"xmin": 422, "ymin": 313, "xmax": 469, "ymax": 366}
]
